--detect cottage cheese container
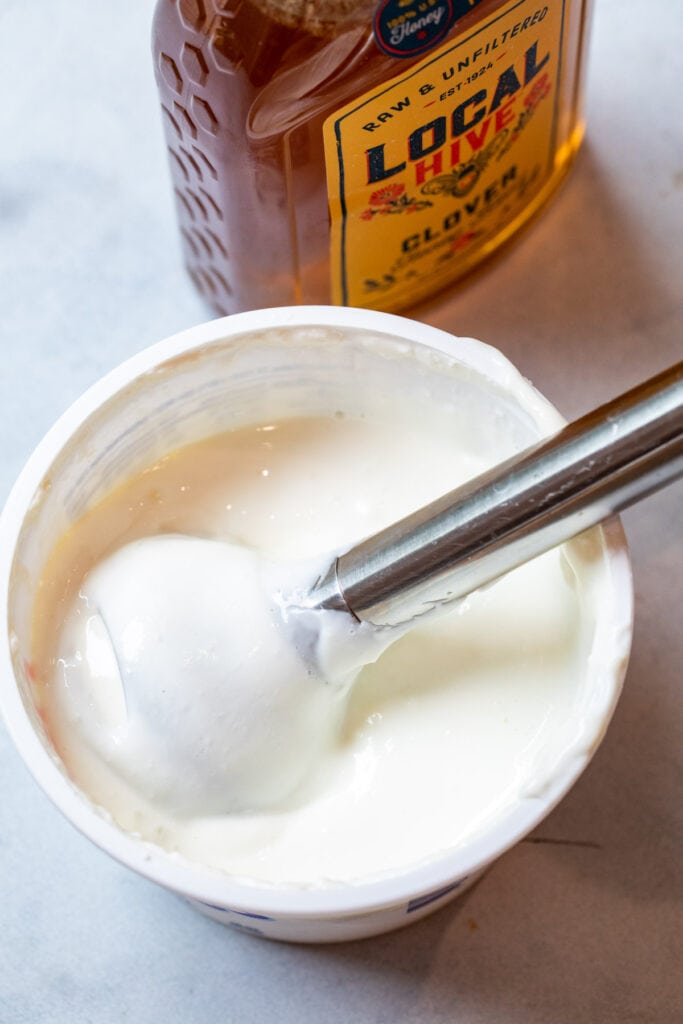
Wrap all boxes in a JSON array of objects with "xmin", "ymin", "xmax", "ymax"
[{"xmin": 0, "ymin": 307, "xmax": 632, "ymax": 942}]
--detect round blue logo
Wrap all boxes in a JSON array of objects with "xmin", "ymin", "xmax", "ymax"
[
  {"xmin": 373, "ymin": 0, "xmax": 454, "ymax": 58},
  {"xmin": 373, "ymin": 0, "xmax": 488, "ymax": 59}
]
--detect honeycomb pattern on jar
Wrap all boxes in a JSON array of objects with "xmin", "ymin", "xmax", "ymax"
[{"xmin": 156, "ymin": 1, "xmax": 235, "ymax": 305}]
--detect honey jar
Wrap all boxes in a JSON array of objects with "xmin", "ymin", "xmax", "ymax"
[{"xmin": 152, "ymin": 0, "xmax": 593, "ymax": 313}]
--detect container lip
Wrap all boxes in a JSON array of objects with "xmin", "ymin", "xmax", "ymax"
[{"xmin": 0, "ymin": 305, "xmax": 634, "ymax": 920}]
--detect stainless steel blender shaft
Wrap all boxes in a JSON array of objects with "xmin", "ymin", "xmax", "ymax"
[{"xmin": 308, "ymin": 361, "xmax": 683, "ymax": 628}]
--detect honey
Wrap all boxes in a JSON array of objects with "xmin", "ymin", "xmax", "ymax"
[{"xmin": 152, "ymin": 0, "xmax": 593, "ymax": 313}]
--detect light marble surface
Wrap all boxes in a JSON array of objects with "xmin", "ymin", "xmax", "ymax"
[{"xmin": 1, "ymin": 2, "xmax": 681, "ymax": 1021}]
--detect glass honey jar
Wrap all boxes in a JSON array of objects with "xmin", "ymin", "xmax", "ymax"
[{"xmin": 152, "ymin": 0, "xmax": 593, "ymax": 313}]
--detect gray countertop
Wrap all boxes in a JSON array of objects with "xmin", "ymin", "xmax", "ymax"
[{"xmin": 1, "ymin": 2, "xmax": 681, "ymax": 1021}]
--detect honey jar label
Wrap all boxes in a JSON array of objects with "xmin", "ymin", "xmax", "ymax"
[{"xmin": 324, "ymin": 0, "xmax": 567, "ymax": 309}]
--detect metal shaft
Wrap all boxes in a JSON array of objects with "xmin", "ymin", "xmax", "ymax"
[{"xmin": 309, "ymin": 361, "xmax": 683, "ymax": 627}]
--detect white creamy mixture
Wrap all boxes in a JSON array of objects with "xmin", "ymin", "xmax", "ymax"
[
  {"xmin": 55, "ymin": 534, "xmax": 388, "ymax": 818},
  {"xmin": 33, "ymin": 412, "xmax": 600, "ymax": 886}
]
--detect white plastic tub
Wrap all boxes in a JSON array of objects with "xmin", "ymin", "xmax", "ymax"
[{"xmin": 0, "ymin": 306, "xmax": 633, "ymax": 942}]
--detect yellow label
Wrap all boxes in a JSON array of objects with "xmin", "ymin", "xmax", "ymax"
[{"xmin": 324, "ymin": 0, "xmax": 566, "ymax": 309}]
